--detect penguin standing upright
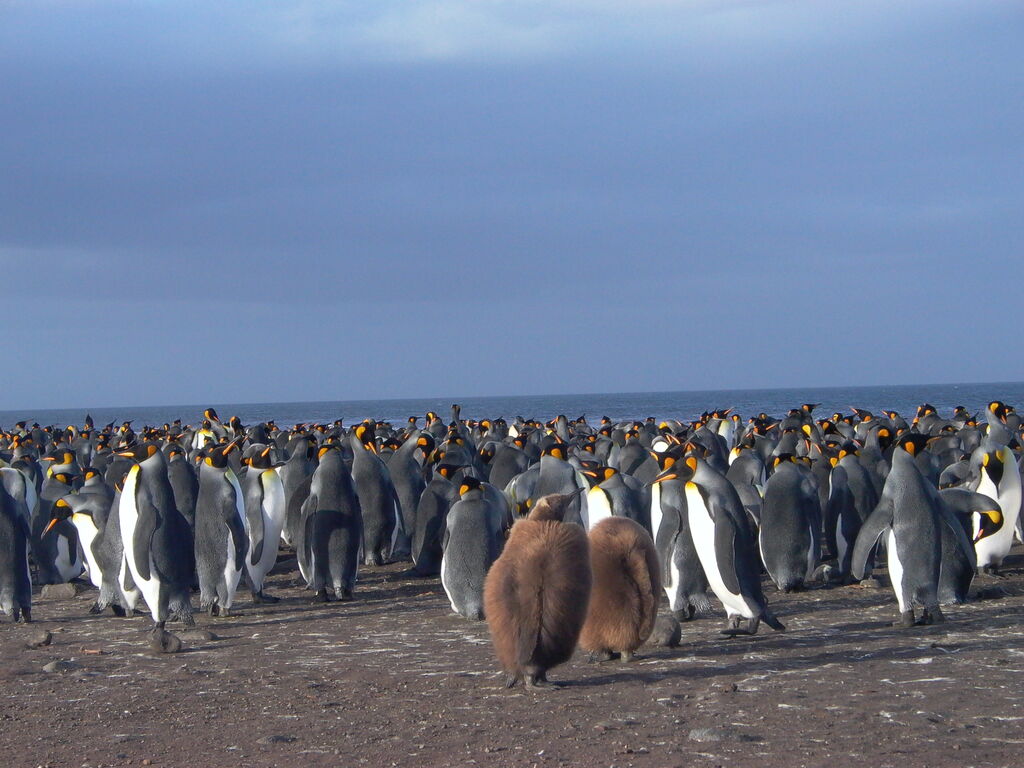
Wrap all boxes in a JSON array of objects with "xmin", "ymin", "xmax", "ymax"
[
  {"xmin": 579, "ymin": 516, "xmax": 661, "ymax": 661},
  {"xmin": 297, "ymin": 444, "xmax": 362, "ymax": 601},
  {"xmin": 852, "ymin": 438, "xmax": 946, "ymax": 627},
  {"xmin": 193, "ymin": 442, "xmax": 247, "ymax": 616},
  {"xmin": 166, "ymin": 445, "xmax": 198, "ymax": 529},
  {"xmin": 409, "ymin": 465, "xmax": 458, "ymax": 576},
  {"xmin": 241, "ymin": 445, "xmax": 286, "ymax": 603},
  {"xmin": 650, "ymin": 460, "xmax": 711, "ymax": 621},
  {"xmin": 936, "ymin": 488, "xmax": 1001, "ymax": 604},
  {"xmin": 31, "ymin": 468, "xmax": 84, "ymax": 584},
  {"xmin": 117, "ymin": 443, "xmax": 195, "ymax": 628},
  {"xmin": 383, "ymin": 431, "xmax": 429, "ymax": 560},
  {"xmin": 758, "ymin": 456, "xmax": 821, "ymax": 592},
  {"xmin": 440, "ymin": 478, "xmax": 505, "ymax": 620},
  {"xmin": 350, "ymin": 423, "xmax": 401, "ymax": 566},
  {"xmin": 483, "ymin": 491, "xmax": 592, "ymax": 688},
  {"xmin": 0, "ymin": 471, "xmax": 32, "ymax": 622},
  {"xmin": 678, "ymin": 455, "xmax": 784, "ymax": 635}
]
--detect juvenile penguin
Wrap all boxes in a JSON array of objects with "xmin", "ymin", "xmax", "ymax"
[
  {"xmin": 483, "ymin": 491, "xmax": 592, "ymax": 687},
  {"xmin": 242, "ymin": 445, "xmax": 287, "ymax": 603},
  {"xmin": 118, "ymin": 443, "xmax": 195, "ymax": 628},
  {"xmin": 578, "ymin": 516, "xmax": 661, "ymax": 661},
  {"xmin": 440, "ymin": 478, "xmax": 504, "ymax": 620}
]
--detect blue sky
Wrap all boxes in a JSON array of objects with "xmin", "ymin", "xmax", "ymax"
[{"xmin": 2, "ymin": 1, "xmax": 1022, "ymax": 408}]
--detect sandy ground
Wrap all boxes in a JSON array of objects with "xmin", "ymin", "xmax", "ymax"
[{"xmin": 2, "ymin": 548, "xmax": 1023, "ymax": 768}]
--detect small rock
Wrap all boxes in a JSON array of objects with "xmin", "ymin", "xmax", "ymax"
[
  {"xmin": 25, "ymin": 630, "xmax": 53, "ymax": 649},
  {"xmin": 858, "ymin": 577, "xmax": 883, "ymax": 590},
  {"xmin": 648, "ymin": 616, "xmax": 682, "ymax": 648},
  {"xmin": 689, "ymin": 728, "xmax": 727, "ymax": 743},
  {"xmin": 42, "ymin": 660, "xmax": 78, "ymax": 673},
  {"xmin": 142, "ymin": 760, "xmax": 152, "ymax": 766},
  {"xmin": 41, "ymin": 583, "xmax": 80, "ymax": 600},
  {"xmin": 178, "ymin": 629, "xmax": 218, "ymax": 643},
  {"xmin": 257, "ymin": 735, "xmax": 297, "ymax": 745},
  {"xmin": 149, "ymin": 628, "xmax": 183, "ymax": 654}
]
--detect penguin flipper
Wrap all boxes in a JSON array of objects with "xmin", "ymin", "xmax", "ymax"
[
  {"xmin": 245, "ymin": 479, "xmax": 266, "ymax": 567},
  {"xmin": 133, "ymin": 498, "xmax": 159, "ymax": 583},
  {"xmin": 850, "ymin": 497, "xmax": 894, "ymax": 581},
  {"xmin": 225, "ymin": 506, "xmax": 248, "ymax": 571},
  {"xmin": 713, "ymin": 511, "xmax": 744, "ymax": 597}
]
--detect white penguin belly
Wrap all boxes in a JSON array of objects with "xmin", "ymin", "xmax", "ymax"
[
  {"xmin": 976, "ymin": 473, "xmax": 1016, "ymax": 566},
  {"xmin": 835, "ymin": 518, "xmax": 848, "ymax": 568},
  {"xmin": 886, "ymin": 529, "xmax": 906, "ymax": 612},
  {"xmin": 440, "ymin": 551, "xmax": 458, "ymax": 614},
  {"xmin": 650, "ymin": 484, "xmax": 663, "ymax": 544},
  {"xmin": 666, "ymin": 556, "xmax": 681, "ymax": 610},
  {"xmin": 55, "ymin": 533, "xmax": 84, "ymax": 582},
  {"xmin": 118, "ymin": 468, "xmax": 162, "ymax": 620},
  {"xmin": 686, "ymin": 485, "xmax": 752, "ymax": 619},
  {"xmin": 586, "ymin": 487, "xmax": 613, "ymax": 531},
  {"xmin": 73, "ymin": 518, "xmax": 103, "ymax": 588}
]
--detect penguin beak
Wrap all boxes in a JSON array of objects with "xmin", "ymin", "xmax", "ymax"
[
  {"xmin": 652, "ymin": 472, "xmax": 678, "ymax": 484},
  {"xmin": 43, "ymin": 518, "xmax": 59, "ymax": 535}
]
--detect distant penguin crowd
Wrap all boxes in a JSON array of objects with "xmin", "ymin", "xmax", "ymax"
[{"xmin": 0, "ymin": 401, "xmax": 1020, "ymax": 686}]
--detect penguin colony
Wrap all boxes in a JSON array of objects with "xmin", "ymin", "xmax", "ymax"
[{"xmin": 0, "ymin": 401, "xmax": 1019, "ymax": 686}]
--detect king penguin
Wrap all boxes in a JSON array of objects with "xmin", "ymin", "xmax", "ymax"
[
  {"xmin": 241, "ymin": 445, "xmax": 287, "ymax": 603},
  {"xmin": 677, "ymin": 455, "xmax": 785, "ymax": 635},
  {"xmin": 194, "ymin": 441, "xmax": 247, "ymax": 616},
  {"xmin": 117, "ymin": 443, "xmax": 195, "ymax": 628},
  {"xmin": 440, "ymin": 477, "xmax": 504, "ymax": 620},
  {"xmin": 0, "ymin": 471, "xmax": 32, "ymax": 622},
  {"xmin": 851, "ymin": 437, "xmax": 946, "ymax": 627},
  {"xmin": 297, "ymin": 443, "xmax": 362, "ymax": 601},
  {"xmin": 973, "ymin": 445, "xmax": 1021, "ymax": 573}
]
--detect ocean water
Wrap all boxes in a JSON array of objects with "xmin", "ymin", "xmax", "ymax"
[{"xmin": 2, "ymin": 382, "xmax": 1023, "ymax": 430}]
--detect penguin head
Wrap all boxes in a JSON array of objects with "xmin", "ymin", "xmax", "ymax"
[
  {"xmin": 458, "ymin": 476, "xmax": 483, "ymax": 498},
  {"xmin": 247, "ymin": 444, "xmax": 275, "ymax": 469},
  {"xmin": 435, "ymin": 463, "xmax": 461, "ymax": 480},
  {"xmin": 203, "ymin": 440, "xmax": 241, "ymax": 469},
  {"xmin": 528, "ymin": 488, "xmax": 584, "ymax": 522},
  {"xmin": 987, "ymin": 401, "xmax": 1011, "ymax": 423},
  {"xmin": 204, "ymin": 408, "xmax": 221, "ymax": 423},
  {"xmin": 541, "ymin": 444, "xmax": 567, "ymax": 461},
  {"xmin": 42, "ymin": 497, "xmax": 74, "ymax": 535},
  {"xmin": 973, "ymin": 508, "xmax": 1003, "ymax": 543},
  {"xmin": 896, "ymin": 434, "xmax": 929, "ymax": 457},
  {"xmin": 116, "ymin": 442, "xmax": 161, "ymax": 462},
  {"xmin": 415, "ymin": 433, "xmax": 436, "ymax": 458},
  {"xmin": 354, "ymin": 422, "xmax": 378, "ymax": 453},
  {"xmin": 478, "ymin": 445, "xmax": 496, "ymax": 463},
  {"xmin": 581, "ymin": 466, "xmax": 617, "ymax": 486},
  {"xmin": 317, "ymin": 442, "xmax": 341, "ymax": 461},
  {"xmin": 981, "ymin": 448, "xmax": 1008, "ymax": 485}
]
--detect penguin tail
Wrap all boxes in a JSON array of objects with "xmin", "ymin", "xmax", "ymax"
[{"xmin": 762, "ymin": 610, "xmax": 786, "ymax": 632}]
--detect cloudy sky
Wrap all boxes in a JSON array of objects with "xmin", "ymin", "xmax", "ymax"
[{"xmin": 2, "ymin": 0, "xmax": 1021, "ymax": 408}]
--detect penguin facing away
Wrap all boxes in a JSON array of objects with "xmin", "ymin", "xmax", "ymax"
[
  {"xmin": 194, "ymin": 441, "xmax": 247, "ymax": 616},
  {"xmin": 0, "ymin": 475, "xmax": 32, "ymax": 622},
  {"xmin": 484, "ymin": 491, "xmax": 592, "ymax": 688},
  {"xmin": 851, "ymin": 439, "xmax": 946, "ymax": 627},
  {"xmin": 440, "ymin": 477, "xmax": 504, "ymax": 620},
  {"xmin": 117, "ymin": 443, "xmax": 195, "ymax": 629}
]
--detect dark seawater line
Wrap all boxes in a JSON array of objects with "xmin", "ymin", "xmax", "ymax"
[{"xmin": 2, "ymin": 382, "xmax": 1023, "ymax": 429}]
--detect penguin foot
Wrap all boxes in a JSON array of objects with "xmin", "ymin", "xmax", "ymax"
[
  {"xmin": 312, "ymin": 589, "xmax": 332, "ymax": 604},
  {"xmin": 920, "ymin": 607, "xmax": 945, "ymax": 625},
  {"xmin": 110, "ymin": 604, "xmax": 127, "ymax": 617},
  {"xmin": 504, "ymin": 675, "xmax": 519, "ymax": 689},
  {"xmin": 620, "ymin": 650, "xmax": 635, "ymax": 663},
  {"xmin": 338, "ymin": 589, "xmax": 354, "ymax": 602},
  {"xmin": 253, "ymin": 591, "xmax": 280, "ymax": 605},
  {"xmin": 673, "ymin": 606, "xmax": 697, "ymax": 622},
  {"xmin": 588, "ymin": 651, "xmax": 617, "ymax": 663},
  {"xmin": 897, "ymin": 611, "xmax": 916, "ymax": 628},
  {"xmin": 524, "ymin": 674, "xmax": 545, "ymax": 688},
  {"xmin": 88, "ymin": 602, "xmax": 104, "ymax": 615}
]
